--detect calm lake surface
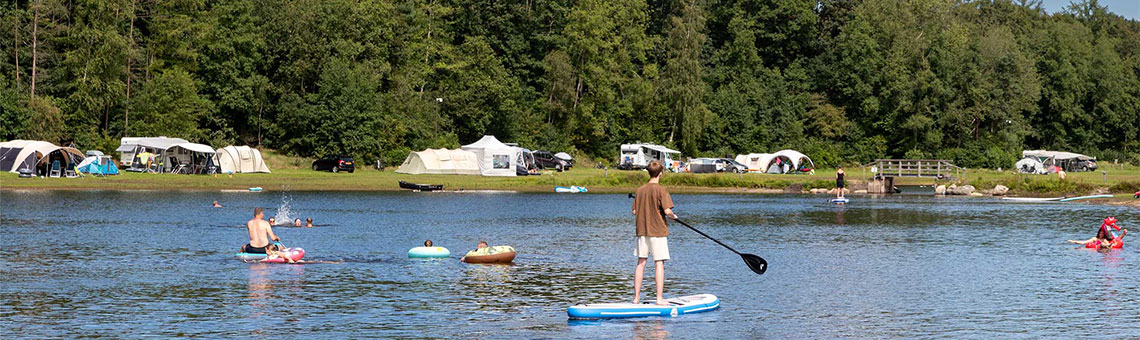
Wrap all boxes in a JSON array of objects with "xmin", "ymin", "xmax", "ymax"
[{"xmin": 1, "ymin": 190, "xmax": 1138, "ymax": 339}]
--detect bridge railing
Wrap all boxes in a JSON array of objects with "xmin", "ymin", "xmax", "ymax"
[{"xmin": 863, "ymin": 159, "xmax": 962, "ymax": 179}]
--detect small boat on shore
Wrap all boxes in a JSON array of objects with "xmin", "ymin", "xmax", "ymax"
[{"xmin": 399, "ymin": 180, "xmax": 444, "ymax": 192}]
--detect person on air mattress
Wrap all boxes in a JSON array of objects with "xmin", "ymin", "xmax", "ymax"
[
  {"xmin": 631, "ymin": 160, "xmax": 679, "ymax": 306},
  {"xmin": 1068, "ymin": 217, "xmax": 1126, "ymax": 249}
]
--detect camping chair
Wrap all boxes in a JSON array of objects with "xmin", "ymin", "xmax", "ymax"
[
  {"xmin": 169, "ymin": 156, "xmax": 186, "ymax": 174},
  {"xmin": 49, "ymin": 160, "xmax": 62, "ymax": 178},
  {"xmin": 65, "ymin": 165, "xmax": 80, "ymax": 178}
]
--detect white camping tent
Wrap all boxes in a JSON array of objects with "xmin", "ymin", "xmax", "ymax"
[
  {"xmin": 214, "ymin": 145, "xmax": 271, "ymax": 173},
  {"xmin": 734, "ymin": 153, "xmax": 774, "ymax": 172},
  {"xmin": 1015, "ymin": 157, "xmax": 1046, "ymax": 174},
  {"xmin": 1, "ymin": 140, "xmax": 58, "ymax": 173},
  {"xmin": 396, "ymin": 148, "xmax": 481, "ymax": 175},
  {"xmin": 117, "ymin": 137, "xmax": 189, "ymax": 167},
  {"xmin": 461, "ymin": 135, "xmax": 517, "ymax": 176}
]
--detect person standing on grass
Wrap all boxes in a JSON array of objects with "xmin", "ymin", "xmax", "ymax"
[{"xmin": 632, "ymin": 160, "xmax": 678, "ymax": 306}]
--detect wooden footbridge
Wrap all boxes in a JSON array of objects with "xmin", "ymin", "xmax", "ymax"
[{"xmin": 861, "ymin": 159, "xmax": 963, "ymax": 193}]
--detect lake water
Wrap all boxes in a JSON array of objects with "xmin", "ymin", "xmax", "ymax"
[{"xmin": 1, "ymin": 190, "xmax": 1138, "ymax": 339}]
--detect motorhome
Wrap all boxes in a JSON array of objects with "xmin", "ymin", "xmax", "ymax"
[{"xmin": 618, "ymin": 143, "xmax": 681, "ymax": 171}]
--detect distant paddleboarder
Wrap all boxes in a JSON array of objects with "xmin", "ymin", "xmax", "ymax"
[
  {"xmin": 631, "ymin": 160, "xmax": 678, "ymax": 306},
  {"xmin": 836, "ymin": 166, "xmax": 846, "ymax": 199}
]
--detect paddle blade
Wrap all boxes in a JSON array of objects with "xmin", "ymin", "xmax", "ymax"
[{"xmin": 740, "ymin": 253, "xmax": 767, "ymax": 275}]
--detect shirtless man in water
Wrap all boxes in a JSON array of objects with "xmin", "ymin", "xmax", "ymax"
[{"xmin": 242, "ymin": 208, "xmax": 280, "ymax": 255}]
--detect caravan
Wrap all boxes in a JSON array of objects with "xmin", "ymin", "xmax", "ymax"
[{"xmin": 618, "ymin": 143, "xmax": 682, "ymax": 171}]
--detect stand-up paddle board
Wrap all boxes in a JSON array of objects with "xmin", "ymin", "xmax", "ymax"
[
  {"xmin": 830, "ymin": 198, "xmax": 849, "ymax": 204},
  {"xmin": 567, "ymin": 294, "xmax": 719, "ymax": 319},
  {"xmin": 1001, "ymin": 197, "xmax": 1064, "ymax": 202},
  {"xmin": 1058, "ymin": 194, "xmax": 1113, "ymax": 202}
]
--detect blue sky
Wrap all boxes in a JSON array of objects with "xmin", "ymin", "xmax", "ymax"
[{"xmin": 1039, "ymin": 0, "xmax": 1140, "ymax": 20}]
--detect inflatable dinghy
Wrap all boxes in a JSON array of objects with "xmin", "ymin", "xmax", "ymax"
[
  {"xmin": 461, "ymin": 246, "xmax": 516, "ymax": 263},
  {"xmin": 568, "ymin": 294, "xmax": 720, "ymax": 319}
]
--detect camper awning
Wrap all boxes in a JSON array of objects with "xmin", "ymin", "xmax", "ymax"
[
  {"xmin": 169, "ymin": 143, "xmax": 216, "ymax": 154},
  {"xmin": 1022, "ymin": 150, "xmax": 1094, "ymax": 160},
  {"xmin": 643, "ymin": 145, "xmax": 680, "ymax": 154}
]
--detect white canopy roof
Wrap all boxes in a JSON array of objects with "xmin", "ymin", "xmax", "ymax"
[
  {"xmin": 168, "ymin": 143, "xmax": 216, "ymax": 154},
  {"xmin": 461, "ymin": 135, "xmax": 516, "ymax": 176},
  {"xmin": 1022, "ymin": 150, "xmax": 1094, "ymax": 161},
  {"xmin": 772, "ymin": 149, "xmax": 815, "ymax": 169}
]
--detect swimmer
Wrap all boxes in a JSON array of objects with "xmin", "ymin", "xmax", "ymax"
[
  {"xmin": 293, "ymin": 218, "xmax": 302, "ymax": 227},
  {"xmin": 424, "ymin": 239, "xmax": 433, "ymax": 247},
  {"xmin": 268, "ymin": 217, "xmax": 276, "ymax": 226},
  {"xmin": 305, "ymin": 218, "xmax": 313, "ymax": 228},
  {"xmin": 212, "ymin": 200, "xmax": 223, "ymax": 208}
]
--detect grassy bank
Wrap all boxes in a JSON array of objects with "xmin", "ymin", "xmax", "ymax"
[
  {"xmin": 3, "ymin": 165, "xmax": 1139, "ymax": 195},
  {"xmin": 3, "ymin": 149, "xmax": 1139, "ymax": 196}
]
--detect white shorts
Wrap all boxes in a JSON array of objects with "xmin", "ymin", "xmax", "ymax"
[{"xmin": 635, "ymin": 236, "xmax": 669, "ymax": 261}]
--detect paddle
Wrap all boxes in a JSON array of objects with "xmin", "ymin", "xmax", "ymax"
[
  {"xmin": 673, "ymin": 218, "xmax": 767, "ymax": 276},
  {"xmin": 629, "ymin": 193, "xmax": 767, "ymax": 275}
]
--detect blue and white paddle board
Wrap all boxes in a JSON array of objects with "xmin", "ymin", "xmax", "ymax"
[
  {"xmin": 830, "ymin": 198, "xmax": 849, "ymax": 204},
  {"xmin": 1058, "ymin": 194, "xmax": 1113, "ymax": 202},
  {"xmin": 567, "ymin": 294, "xmax": 719, "ymax": 319}
]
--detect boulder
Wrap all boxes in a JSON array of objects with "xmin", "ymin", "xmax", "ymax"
[
  {"xmin": 854, "ymin": 189, "xmax": 868, "ymax": 194},
  {"xmin": 935, "ymin": 185, "xmax": 947, "ymax": 195},
  {"xmin": 969, "ymin": 192, "xmax": 984, "ymax": 197},
  {"xmin": 991, "ymin": 185, "xmax": 1009, "ymax": 196},
  {"xmin": 950, "ymin": 185, "xmax": 976, "ymax": 195}
]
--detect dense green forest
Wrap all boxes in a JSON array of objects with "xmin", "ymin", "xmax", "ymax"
[{"xmin": 2, "ymin": 0, "xmax": 1139, "ymax": 167}]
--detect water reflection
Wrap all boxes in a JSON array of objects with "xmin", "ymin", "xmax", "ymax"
[{"xmin": 631, "ymin": 319, "xmax": 670, "ymax": 340}]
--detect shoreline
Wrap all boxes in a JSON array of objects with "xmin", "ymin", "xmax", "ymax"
[{"xmin": 2, "ymin": 168, "xmax": 1137, "ymax": 204}]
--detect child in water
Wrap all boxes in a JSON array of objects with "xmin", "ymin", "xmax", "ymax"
[{"xmin": 1068, "ymin": 217, "xmax": 1127, "ymax": 248}]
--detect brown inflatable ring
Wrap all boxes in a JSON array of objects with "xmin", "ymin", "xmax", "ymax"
[{"xmin": 461, "ymin": 251, "xmax": 516, "ymax": 264}]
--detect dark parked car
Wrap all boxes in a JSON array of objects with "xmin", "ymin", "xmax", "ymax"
[
  {"xmin": 1074, "ymin": 159, "xmax": 1097, "ymax": 171},
  {"xmin": 312, "ymin": 155, "xmax": 355, "ymax": 173},
  {"xmin": 533, "ymin": 150, "xmax": 570, "ymax": 171}
]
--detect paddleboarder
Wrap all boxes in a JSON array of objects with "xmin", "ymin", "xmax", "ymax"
[
  {"xmin": 632, "ymin": 160, "xmax": 678, "ymax": 306},
  {"xmin": 836, "ymin": 166, "xmax": 846, "ymax": 199}
]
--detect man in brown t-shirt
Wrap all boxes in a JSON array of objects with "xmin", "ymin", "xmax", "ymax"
[{"xmin": 632, "ymin": 160, "xmax": 678, "ymax": 305}]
